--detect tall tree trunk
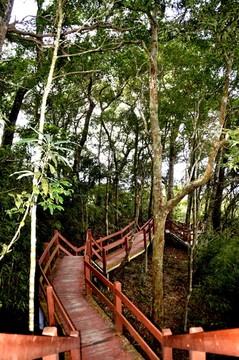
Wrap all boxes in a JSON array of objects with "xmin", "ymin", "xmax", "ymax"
[
  {"xmin": 148, "ymin": 163, "xmax": 153, "ymax": 219},
  {"xmin": 212, "ymin": 150, "xmax": 226, "ymax": 230},
  {"xmin": 166, "ymin": 124, "xmax": 178, "ymax": 220},
  {"xmin": 105, "ymin": 150, "xmax": 112, "ymax": 235},
  {"xmin": 133, "ymin": 122, "xmax": 140, "ymax": 224},
  {"xmin": 73, "ymin": 78, "xmax": 95, "ymax": 173},
  {"xmin": 205, "ymin": 148, "xmax": 223, "ymax": 232},
  {"xmin": 114, "ymin": 172, "xmax": 119, "ymax": 228},
  {"xmin": 184, "ymin": 186, "xmax": 199, "ymax": 332},
  {"xmin": 0, "ymin": 0, "xmax": 14, "ymax": 55},
  {"xmin": 146, "ymin": 11, "xmax": 166, "ymax": 328},
  {"xmin": 105, "ymin": 174, "xmax": 110, "ymax": 236},
  {"xmin": 2, "ymin": 87, "xmax": 28, "ymax": 147},
  {"xmin": 29, "ymin": 0, "xmax": 63, "ymax": 332}
]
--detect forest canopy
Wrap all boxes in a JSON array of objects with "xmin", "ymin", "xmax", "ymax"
[{"xmin": 1, "ymin": 0, "xmax": 239, "ymax": 333}]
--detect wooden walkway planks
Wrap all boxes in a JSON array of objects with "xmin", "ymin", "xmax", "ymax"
[
  {"xmin": 53, "ymin": 256, "xmax": 143, "ymax": 360},
  {"xmin": 95, "ymin": 232, "xmax": 151, "ymax": 273}
]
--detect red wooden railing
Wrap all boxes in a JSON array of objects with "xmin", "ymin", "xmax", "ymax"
[
  {"xmin": 165, "ymin": 219, "xmax": 193, "ymax": 243},
  {"xmin": 0, "ymin": 326, "xmax": 81, "ymax": 360},
  {"xmin": 84, "ymin": 254, "xmax": 239, "ymax": 359},
  {"xmin": 2, "ymin": 219, "xmax": 239, "ymax": 359},
  {"xmin": 84, "ymin": 254, "xmax": 163, "ymax": 359},
  {"xmin": 85, "ymin": 219, "xmax": 154, "ymax": 273},
  {"xmin": 0, "ymin": 230, "xmax": 83, "ymax": 359},
  {"xmin": 36, "ymin": 231, "xmax": 85, "ymax": 358}
]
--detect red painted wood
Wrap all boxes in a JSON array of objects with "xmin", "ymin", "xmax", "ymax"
[
  {"xmin": 189, "ymin": 328, "xmax": 205, "ymax": 360},
  {"xmin": 94, "ymin": 232, "xmax": 150, "ymax": 273},
  {"xmin": 162, "ymin": 329, "xmax": 173, "ymax": 360},
  {"xmin": 114, "ymin": 281, "xmax": 123, "ymax": 333},
  {"xmin": 84, "ymin": 257, "xmax": 163, "ymax": 359},
  {"xmin": 42, "ymin": 326, "xmax": 58, "ymax": 360},
  {"xmin": 53, "ymin": 256, "xmax": 143, "ymax": 360},
  {"xmin": 162, "ymin": 328, "xmax": 239, "ymax": 356},
  {"xmin": 0, "ymin": 331, "xmax": 81, "ymax": 359},
  {"xmin": 46, "ymin": 285, "xmax": 56, "ymax": 326}
]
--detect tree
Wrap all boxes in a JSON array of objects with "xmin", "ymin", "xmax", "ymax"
[
  {"xmin": 115, "ymin": 0, "xmax": 234, "ymax": 328},
  {"xmin": 0, "ymin": 0, "xmax": 14, "ymax": 55},
  {"xmin": 0, "ymin": 0, "xmax": 66, "ymax": 332}
]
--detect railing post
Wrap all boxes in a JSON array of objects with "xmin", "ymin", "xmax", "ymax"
[
  {"xmin": 162, "ymin": 329, "xmax": 173, "ymax": 360},
  {"xmin": 125, "ymin": 235, "xmax": 129, "ymax": 254},
  {"xmin": 44, "ymin": 242, "xmax": 50, "ymax": 267},
  {"xmin": 84, "ymin": 255, "xmax": 92, "ymax": 296},
  {"xmin": 86, "ymin": 229, "xmax": 92, "ymax": 259},
  {"xmin": 102, "ymin": 248, "xmax": 107, "ymax": 273},
  {"xmin": 149, "ymin": 222, "xmax": 152, "ymax": 243},
  {"xmin": 47, "ymin": 285, "xmax": 56, "ymax": 326},
  {"xmin": 114, "ymin": 281, "xmax": 123, "ymax": 334},
  {"xmin": 54, "ymin": 230, "xmax": 60, "ymax": 257},
  {"xmin": 189, "ymin": 327, "xmax": 205, "ymax": 360},
  {"xmin": 42, "ymin": 326, "xmax": 59, "ymax": 360},
  {"xmin": 143, "ymin": 228, "xmax": 147, "ymax": 249},
  {"xmin": 69, "ymin": 330, "xmax": 81, "ymax": 360}
]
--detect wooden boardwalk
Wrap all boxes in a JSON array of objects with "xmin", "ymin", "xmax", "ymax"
[
  {"xmin": 95, "ymin": 232, "xmax": 150, "ymax": 273},
  {"xmin": 53, "ymin": 256, "xmax": 143, "ymax": 360}
]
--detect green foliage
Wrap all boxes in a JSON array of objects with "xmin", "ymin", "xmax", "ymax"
[
  {"xmin": 0, "ymin": 133, "xmax": 74, "ymax": 259},
  {"xmin": 38, "ymin": 179, "xmax": 73, "ymax": 215},
  {"xmin": 189, "ymin": 225, "xmax": 239, "ymax": 329},
  {"xmin": 13, "ymin": 133, "xmax": 74, "ymax": 211},
  {"xmin": 225, "ymin": 127, "xmax": 239, "ymax": 171}
]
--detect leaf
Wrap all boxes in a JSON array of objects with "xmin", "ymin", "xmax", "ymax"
[
  {"xmin": 41, "ymin": 178, "xmax": 49, "ymax": 196},
  {"xmin": 10, "ymin": 170, "xmax": 34, "ymax": 179},
  {"xmin": 48, "ymin": 163, "xmax": 56, "ymax": 174},
  {"xmin": 16, "ymin": 171, "xmax": 34, "ymax": 180},
  {"xmin": 16, "ymin": 138, "xmax": 38, "ymax": 145},
  {"xmin": 49, "ymin": 204, "xmax": 54, "ymax": 215},
  {"xmin": 15, "ymin": 196, "xmax": 23, "ymax": 209}
]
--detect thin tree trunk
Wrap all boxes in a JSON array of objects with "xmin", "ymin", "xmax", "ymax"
[
  {"xmin": 184, "ymin": 181, "xmax": 200, "ymax": 331},
  {"xmin": 2, "ymin": 87, "xmax": 28, "ymax": 147},
  {"xmin": 212, "ymin": 151, "xmax": 226, "ymax": 230},
  {"xmin": 133, "ymin": 124, "xmax": 139, "ymax": 224},
  {"xmin": 148, "ymin": 163, "xmax": 153, "ymax": 219},
  {"xmin": 105, "ymin": 152, "xmax": 111, "ymax": 236},
  {"xmin": 29, "ymin": 0, "xmax": 63, "ymax": 332},
  {"xmin": 73, "ymin": 78, "xmax": 95, "ymax": 173},
  {"xmin": 114, "ymin": 173, "xmax": 119, "ymax": 228},
  {"xmin": 167, "ymin": 125, "xmax": 178, "ymax": 220}
]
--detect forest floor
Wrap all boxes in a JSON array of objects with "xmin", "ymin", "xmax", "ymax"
[{"xmin": 109, "ymin": 236, "xmax": 189, "ymax": 358}]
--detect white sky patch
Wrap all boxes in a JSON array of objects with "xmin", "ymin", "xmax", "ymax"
[{"xmin": 11, "ymin": 0, "xmax": 38, "ymax": 22}]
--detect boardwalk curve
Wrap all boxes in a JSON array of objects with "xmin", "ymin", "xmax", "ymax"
[{"xmin": 53, "ymin": 256, "xmax": 143, "ymax": 360}]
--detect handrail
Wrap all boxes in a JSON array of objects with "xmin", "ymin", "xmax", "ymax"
[
  {"xmin": 4, "ymin": 219, "xmax": 237, "ymax": 359},
  {"xmin": 0, "ymin": 327, "xmax": 81, "ymax": 360},
  {"xmin": 84, "ymin": 253, "xmax": 239, "ymax": 359},
  {"xmin": 87, "ymin": 218, "xmax": 154, "ymax": 273},
  {"xmin": 38, "ymin": 233, "xmax": 79, "ymax": 334},
  {"xmin": 46, "ymin": 284, "xmax": 77, "ymax": 333},
  {"xmin": 95, "ymin": 220, "xmax": 135, "ymax": 246},
  {"xmin": 84, "ymin": 255, "xmax": 162, "ymax": 360},
  {"xmin": 165, "ymin": 219, "xmax": 193, "ymax": 243},
  {"xmin": 162, "ymin": 327, "xmax": 239, "ymax": 357}
]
